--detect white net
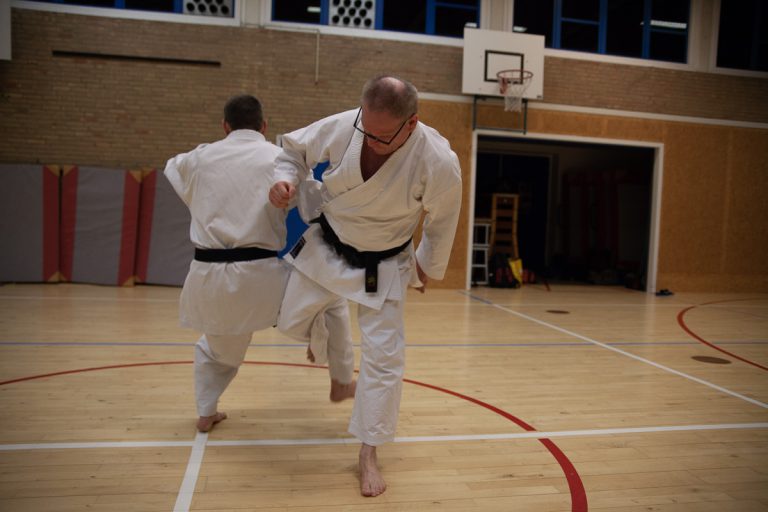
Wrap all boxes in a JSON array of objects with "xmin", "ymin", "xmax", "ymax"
[{"xmin": 497, "ymin": 70, "xmax": 533, "ymax": 112}]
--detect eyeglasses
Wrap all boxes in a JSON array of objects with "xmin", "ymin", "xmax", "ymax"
[{"xmin": 353, "ymin": 107, "xmax": 414, "ymax": 145}]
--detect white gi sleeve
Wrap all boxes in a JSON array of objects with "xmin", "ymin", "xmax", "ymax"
[
  {"xmin": 163, "ymin": 144, "xmax": 207, "ymax": 206},
  {"xmin": 275, "ymin": 123, "xmax": 330, "ymax": 186},
  {"xmin": 415, "ymin": 153, "xmax": 463, "ymax": 280},
  {"xmin": 274, "ymin": 110, "xmax": 356, "ymax": 186}
]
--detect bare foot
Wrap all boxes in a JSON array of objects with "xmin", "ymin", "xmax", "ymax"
[
  {"xmin": 196, "ymin": 411, "xmax": 227, "ymax": 432},
  {"xmin": 330, "ymin": 379, "xmax": 356, "ymax": 402},
  {"xmin": 306, "ymin": 345, "xmax": 315, "ymax": 363},
  {"xmin": 359, "ymin": 444, "xmax": 386, "ymax": 497}
]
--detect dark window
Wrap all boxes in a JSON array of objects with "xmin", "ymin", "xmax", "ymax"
[
  {"xmin": 273, "ymin": 0, "xmax": 322, "ymax": 24},
  {"xmin": 651, "ymin": 0, "xmax": 687, "ymax": 26},
  {"xmin": 513, "ymin": 0, "xmax": 554, "ymax": 46},
  {"xmin": 125, "ymin": 0, "xmax": 176, "ymax": 12},
  {"xmin": 561, "ymin": 21, "xmax": 599, "ymax": 52},
  {"xmin": 271, "ymin": 0, "xmax": 477, "ymax": 38},
  {"xmin": 58, "ymin": 0, "xmax": 116, "ymax": 6},
  {"xmin": 383, "ymin": 0, "xmax": 427, "ymax": 34},
  {"xmin": 515, "ymin": 0, "xmax": 689, "ymax": 63},
  {"xmin": 562, "ymin": 0, "xmax": 599, "ymax": 21},
  {"xmin": 556, "ymin": 0, "xmax": 602, "ymax": 53},
  {"xmin": 717, "ymin": 0, "xmax": 768, "ymax": 72},
  {"xmin": 606, "ymin": 0, "xmax": 643, "ymax": 58},
  {"xmin": 28, "ymin": 0, "xmax": 235, "ymax": 15},
  {"xmin": 647, "ymin": 0, "xmax": 688, "ymax": 63},
  {"xmin": 435, "ymin": 5, "xmax": 478, "ymax": 37},
  {"xmin": 438, "ymin": 0, "xmax": 478, "ymax": 5},
  {"xmin": 649, "ymin": 31, "xmax": 686, "ymax": 63}
]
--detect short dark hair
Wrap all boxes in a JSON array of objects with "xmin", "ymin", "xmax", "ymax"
[
  {"xmin": 224, "ymin": 94, "xmax": 264, "ymax": 131},
  {"xmin": 361, "ymin": 75, "xmax": 418, "ymax": 120}
]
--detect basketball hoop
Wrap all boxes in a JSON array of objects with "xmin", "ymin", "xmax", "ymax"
[{"xmin": 496, "ymin": 69, "xmax": 533, "ymax": 112}]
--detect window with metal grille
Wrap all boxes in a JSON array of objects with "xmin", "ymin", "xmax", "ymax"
[
  {"xmin": 27, "ymin": 0, "xmax": 235, "ymax": 17},
  {"xmin": 513, "ymin": 0, "xmax": 689, "ymax": 64},
  {"xmin": 271, "ymin": 0, "xmax": 480, "ymax": 38}
]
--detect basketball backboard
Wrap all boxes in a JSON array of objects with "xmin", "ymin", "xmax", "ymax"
[{"xmin": 462, "ymin": 28, "xmax": 544, "ymax": 100}]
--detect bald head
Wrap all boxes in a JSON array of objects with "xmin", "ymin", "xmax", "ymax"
[{"xmin": 361, "ymin": 75, "xmax": 418, "ymax": 120}]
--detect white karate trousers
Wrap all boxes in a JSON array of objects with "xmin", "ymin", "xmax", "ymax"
[
  {"xmin": 277, "ymin": 271, "xmax": 356, "ymax": 385},
  {"xmin": 278, "ymin": 269, "xmax": 406, "ymax": 446},
  {"xmin": 194, "ymin": 333, "xmax": 252, "ymax": 417}
]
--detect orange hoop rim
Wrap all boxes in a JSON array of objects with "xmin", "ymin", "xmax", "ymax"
[{"xmin": 496, "ymin": 69, "xmax": 534, "ymax": 95}]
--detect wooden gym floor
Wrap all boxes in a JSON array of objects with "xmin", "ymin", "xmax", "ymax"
[{"xmin": 0, "ymin": 282, "xmax": 766, "ymax": 511}]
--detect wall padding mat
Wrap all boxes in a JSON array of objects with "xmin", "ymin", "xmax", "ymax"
[
  {"xmin": 0, "ymin": 164, "xmax": 60, "ymax": 283},
  {"xmin": 60, "ymin": 166, "xmax": 141, "ymax": 286},
  {"xmin": 135, "ymin": 169, "xmax": 194, "ymax": 286}
]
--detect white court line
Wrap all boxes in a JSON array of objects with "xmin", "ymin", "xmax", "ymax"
[
  {"xmin": 209, "ymin": 437, "xmax": 358, "ymax": 447},
  {"xmin": 208, "ymin": 423, "xmax": 768, "ymax": 445},
  {"xmin": 0, "ymin": 440, "xmax": 194, "ymax": 450},
  {"xmin": 480, "ymin": 298, "xmax": 768, "ymax": 409},
  {"xmin": 0, "ymin": 295, "xmax": 179, "ymax": 303},
  {"xmin": 407, "ymin": 302, "xmax": 697, "ymax": 307},
  {"xmin": 394, "ymin": 422, "xmax": 768, "ymax": 442},
  {"xmin": 2, "ymin": 422, "xmax": 766, "ymax": 452},
  {"xmin": 173, "ymin": 431, "xmax": 207, "ymax": 512},
  {"xmin": 0, "ymin": 295, "xmax": 699, "ymax": 307}
]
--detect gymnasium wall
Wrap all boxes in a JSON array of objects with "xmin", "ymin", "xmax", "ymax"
[
  {"xmin": 475, "ymin": 106, "xmax": 768, "ymax": 293},
  {"xmin": 1, "ymin": 8, "xmax": 766, "ymax": 291}
]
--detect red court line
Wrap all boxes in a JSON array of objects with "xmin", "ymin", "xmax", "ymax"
[
  {"xmin": 1, "ymin": 360, "xmax": 588, "ymax": 512},
  {"xmin": 404, "ymin": 377, "xmax": 588, "ymax": 512},
  {"xmin": 540, "ymin": 438, "xmax": 589, "ymax": 512},
  {"xmin": 0, "ymin": 361, "xmax": 192, "ymax": 386},
  {"xmin": 677, "ymin": 298, "xmax": 768, "ymax": 372}
]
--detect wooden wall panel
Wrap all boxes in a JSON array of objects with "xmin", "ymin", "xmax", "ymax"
[
  {"xmin": 415, "ymin": 100, "xmax": 474, "ymax": 289},
  {"xmin": 598, "ymin": 117, "xmax": 665, "ymax": 142},
  {"xmin": 722, "ymin": 129, "xmax": 768, "ymax": 277},
  {"xmin": 458, "ymin": 101, "xmax": 768, "ymax": 292},
  {"xmin": 657, "ymin": 124, "xmax": 731, "ymax": 275}
]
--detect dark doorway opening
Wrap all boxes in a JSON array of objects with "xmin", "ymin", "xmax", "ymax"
[{"xmin": 474, "ymin": 136, "xmax": 654, "ymax": 290}]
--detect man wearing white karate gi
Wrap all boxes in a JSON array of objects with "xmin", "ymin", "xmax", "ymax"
[
  {"xmin": 165, "ymin": 95, "xmax": 356, "ymax": 433},
  {"xmin": 269, "ymin": 76, "xmax": 462, "ymax": 496}
]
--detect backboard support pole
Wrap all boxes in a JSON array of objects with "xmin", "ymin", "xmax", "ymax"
[{"xmin": 472, "ymin": 95, "xmax": 529, "ymax": 134}]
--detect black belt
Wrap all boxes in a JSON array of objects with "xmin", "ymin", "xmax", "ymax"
[
  {"xmin": 194, "ymin": 247, "xmax": 277, "ymax": 263},
  {"xmin": 312, "ymin": 214, "xmax": 411, "ymax": 293}
]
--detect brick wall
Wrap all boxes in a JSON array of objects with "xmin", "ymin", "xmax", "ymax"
[{"xmin": 2, "ymin": 9, "xmax": 765, "ymax": 169}]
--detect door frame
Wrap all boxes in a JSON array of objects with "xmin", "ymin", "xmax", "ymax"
[{"xmin": 466, "ymin": 129, "xmax": 664, "ymax": 293}]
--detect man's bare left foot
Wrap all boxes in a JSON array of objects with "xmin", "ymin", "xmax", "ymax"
[
  {"xmin": 196, "ymin": 411, "xmax": 227, "ymax": 432},
  {"xmin": 330, "ymin": 379, "xmax": 356, "ymax": 402},
  {"xmin": 359, "ymin": 444, "xmax": 386, "ymax": 497},
  {"xmin": 306, "ymin": 345, "xmax": 315, "ymax": 363}
]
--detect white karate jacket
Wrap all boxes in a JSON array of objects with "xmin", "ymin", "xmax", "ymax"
[
  {"xmin": 275, "ymin": 109, "xmax": 462, "ymax": 309},
  {"xmin": 165, "ymin": 129, "xmax": 290, "ymax": 334}
]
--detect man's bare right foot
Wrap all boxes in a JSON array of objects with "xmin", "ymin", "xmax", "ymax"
[
  {"xmin": 196, "ymin": 411, "xmax": 227, "ymax": 432},
  {"xmin": 306, "ymin": 345, "xmax": 315, "ymax": 363},
  {"xmin": 359, "ymin": 444, "xmax": 386, "ymax": 497},
  {"xmin": 330, "ymin": 379, "xmax": 356, "ymax": 402}
]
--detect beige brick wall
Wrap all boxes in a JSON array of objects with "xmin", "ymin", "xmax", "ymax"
[{"xmin": 2, "ymin": 9, "xmax": 765, "ymax": 168}]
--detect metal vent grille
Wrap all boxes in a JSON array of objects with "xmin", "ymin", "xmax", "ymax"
[
  {"xmin": 329, "ymin": 0, "xmax": 375, "ymax": 29},
  {"xmin": 183, "ymin": 0, "xmax": 233, "ymax": 17}
]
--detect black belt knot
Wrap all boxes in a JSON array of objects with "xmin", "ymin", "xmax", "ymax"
[
  {"xmin": 194, "ymin": 247, "xmax": 277, "ymax": 263},
  {"xmin": 312, "ymin": 214, "xmax": 410, "ymax": 293}
]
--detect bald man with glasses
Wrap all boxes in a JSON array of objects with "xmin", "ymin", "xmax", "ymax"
[{"xmin": 269, "ymin": 75, "xmax": 462, "ymax": 497}]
